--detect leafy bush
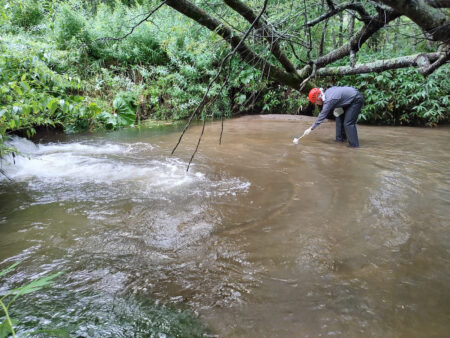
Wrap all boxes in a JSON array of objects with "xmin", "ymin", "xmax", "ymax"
[
  {"xmin": 116, "ymin": 29, "xmax": 168, "ymax": 65},
  {"xmin": 9, "ymin": 0, "xmax": 44, "ymax": 30},
  {"xmin": 99, "ymin": 91, "xmax": 137, "ymax": 128},
  {"xmin": 0, "ymin": 35, "xmax": 117, "ymax": 156},
  {"xmin": 336, "ymin": 66, "xmax": 450, "ymax": 125},
  {"xmin": 54, "ymin": 5, "xmax": 87, "ymax": 49},
  {"xmin": 57, "ymin": 4, "xmax": 170, "ymax": 66}
]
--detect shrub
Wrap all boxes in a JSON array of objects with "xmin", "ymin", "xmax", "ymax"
[
  {"xmin": 117, "ymin": 28, "xmax": 168, "ymax": 65},
  {"xmin": 10, "ymin": 0, "xmax": 44, "ymax": 30},
  {"xmin": 54, "ymin": 5, "xmax": 87, "ymax": 49},
  {"xmin": 336, "ymin": 66, "xmax": 450, "ymax": 126},
  {"xmin": 82, "ymin": 5, "xmax": 169, "ymax": 66},
  {"xmin": 0, "ymin": 35, "xmax": 118, "ymax": 156}
]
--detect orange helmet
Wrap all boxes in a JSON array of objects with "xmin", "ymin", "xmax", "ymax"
[{"xmin": 308, "ymin": 88, "xmax": 322, "ymax": 103}]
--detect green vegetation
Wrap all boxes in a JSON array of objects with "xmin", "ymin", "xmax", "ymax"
[
  {"xmin": 1, "ymin": 262, "xmax": 208, "ymax": 337},
  {"xmin": 0, "ymin": 0, "xmax": 448, "ymax": 157},
  {"xmin": 338, "ymin": 66, "xmax": 449, "ymax": 126},
  {"xmin": 0, "ymin": 262, "xmax": 62, "ymax": 338}
]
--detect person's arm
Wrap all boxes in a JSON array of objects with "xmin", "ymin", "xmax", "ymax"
[{"xmin": 311, "ymin": 99, "xmax": 337, "ymax": 130}]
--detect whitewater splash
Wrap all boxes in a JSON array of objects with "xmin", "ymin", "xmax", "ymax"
[{"xmin": 0, "ymin": 136, "xmax": 250, "ymax": 199}]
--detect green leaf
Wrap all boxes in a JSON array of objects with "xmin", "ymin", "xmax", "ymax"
[
  {"xmin": 62, "ymin": 102, "xmax": 69, "ymax": 114},
  {"xmin": 31, "ymin": 328, "xmax": 71, "ymax": 338},
  {"xmin": 116, "ymin": 111, "xmax": 135, "ymax": 126},
  {"xmin": 0, "ymin": 319, "xmax": 14, "ymax": 338},
  {"xmin": 113, "ymin": 95, "xmax": 136, "ymax": 127},
  {"xmin": 19, "ymin": 81, "xmax": 30, "ymax": 91},
  {"xmin": 70, "ymin": 96, "xmax": 84, "ymax": 103},
  {"xmin": 0, "ymin": 262, "xmax": 20, "ymax": 279},
  {"xmin": 13, "ymin": 86, "xmax": 23, "ymax": 96},
  {"xmin": 47, "ymin": 99, "xmax": 59, "ymax": 114},
  {"xmin": 10, "ymin": 272, "xmax": 63, "ymax": 298},
  {"xmin": 88, "ymin": 102, "xmax": 101, "ymax": 114},
  {"xmin": 237, "ymin": 94, "xmax": 246, "ymax": 104}
]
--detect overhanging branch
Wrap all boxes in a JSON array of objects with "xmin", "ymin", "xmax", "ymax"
[
  {"xmin": 316, "ymin": 52, "xmax": 445, "ymax": 76},
  {"xmin": 419, "ymin": 50, "xmax": 450, "ymax": 76},
  {"xmin": 164, "ymin": 0, "xmax": 301, "ymax": 89},
  {"xmin": 376, "ymin": 0, "xmax": 450, "ymax": 43},
  {"xmin": 306, "ymin": 2, "xmax": 371, "ymax": 27},
  {"xmin": 313, "ymin": 8, "xmax": 400, "ymax": 68},
  {"xmin": 425, "ymin": 0, "xmax": 450, "ymax": 8},
  {"xmin": 223, "ymin": 0, "xmax": 298, "ymax": 74},
  {"xmin": 96, "ymin": 1, "xmax": 167, "ymax": 43}
]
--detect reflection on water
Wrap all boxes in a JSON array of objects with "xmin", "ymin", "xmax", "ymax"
[{"xmin": 0, "ymin": 116, "xmax": 449, "ymax": 337}]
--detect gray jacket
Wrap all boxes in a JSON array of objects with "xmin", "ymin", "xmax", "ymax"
[{"xmin": 312, "ymin": 86, "xmax": 360, "ymax": 129}]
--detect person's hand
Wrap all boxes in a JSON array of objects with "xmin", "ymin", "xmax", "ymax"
[{"xmin": 304, "ymin": 126, "xmax": 312, "ymax": 136}]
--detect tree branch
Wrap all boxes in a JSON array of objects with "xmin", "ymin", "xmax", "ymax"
[
  {"xmin": 376, "ymin": 0, "xmax": 450, "ymax": 43},
  {"xmin": 170, "ymin": 0, "xmax": 272, "ymax": 169},
  {"xmin": 425, "ymin": 0, "xmax": 450, "ymax": 8},
  {"xmin": 223, "ymin": 0, "xmax": 298, "ymax": 74},
  {"xmin": 306, "ymin": 2, "xmax": 371, "ymax": 27},
  {"xmin": 316, "ymin": 52, "xmax": 445, "ymax": 75},
  {"xmin": 96, "ymin": 1, "xmax": 167, "ymax": 43},
  {"xmin": 419, "ymin": 50, "xmax": 450, "ymax": 76},
  {"xmin": 325, "ymin": 0, "xmax": 336, "ymax": 10},
  {"xmin": 313, "ymin": 8, "xmax": 401, "ymax": 68},
  {"xmin": 164, "ymin": 0, "xmax": 301, "ymax": 89}
]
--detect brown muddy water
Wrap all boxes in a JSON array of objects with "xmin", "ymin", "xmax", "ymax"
[{"xmin": 0, "ymin": 116, "xmax": 449, "ymax": 337}]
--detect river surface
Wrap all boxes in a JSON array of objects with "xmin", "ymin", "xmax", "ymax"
[{"xmin": 0, "ymin": 116, "xmax": 449, "ymax": 337}]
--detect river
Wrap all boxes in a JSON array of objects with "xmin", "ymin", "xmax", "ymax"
[{"xmin": 0, "ymin": 116, "xmax": 449, "ymax": 337}]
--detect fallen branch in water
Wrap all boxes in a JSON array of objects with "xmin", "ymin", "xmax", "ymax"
[
  {"xmin": 170, "ymin": 0, "xmax": 269, "ymax": 171},
  {"xmin": 0, "ymin": 168, "xmax": 14, "ymax": 182}
]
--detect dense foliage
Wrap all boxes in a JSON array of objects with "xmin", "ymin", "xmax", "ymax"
[
  {"xmin": 337, "ymin": 67, "xmax": 449, "ymax": 126},
  {"xmin": 0, "ymin": 0, "xmax": 448, "ymax": 156}
]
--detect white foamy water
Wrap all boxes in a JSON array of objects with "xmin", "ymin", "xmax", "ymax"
[
  {"xmin": 2, "ymin": 137, "xmax": 243, "ymax": 190},
  {"xmin": 0, "ymin": 136, "xmax": 250, "ymax": 205}
]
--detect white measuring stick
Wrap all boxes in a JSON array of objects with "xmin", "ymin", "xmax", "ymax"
[{"xmin": 293, "ymin": 130, "xmax": 308, "ymax": 144}]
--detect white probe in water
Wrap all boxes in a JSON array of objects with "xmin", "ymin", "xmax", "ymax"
[{"xmin": 293, "ymin": 129, "xmax": 309, "ymax": 144}]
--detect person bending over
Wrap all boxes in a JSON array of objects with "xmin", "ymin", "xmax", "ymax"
[{"xmin": 303, "ymin": 86, "xmax": 364, "ymax": 148}]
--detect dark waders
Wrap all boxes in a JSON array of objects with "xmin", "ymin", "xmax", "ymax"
[{"xmin": 336, "ymin": 93, "xmax": 363, "ymax": 147}]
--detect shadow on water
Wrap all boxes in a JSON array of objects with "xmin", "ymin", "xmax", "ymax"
[{"xmin": 1, "ymin": 117, "xmax": 449, "ymax": 337}]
